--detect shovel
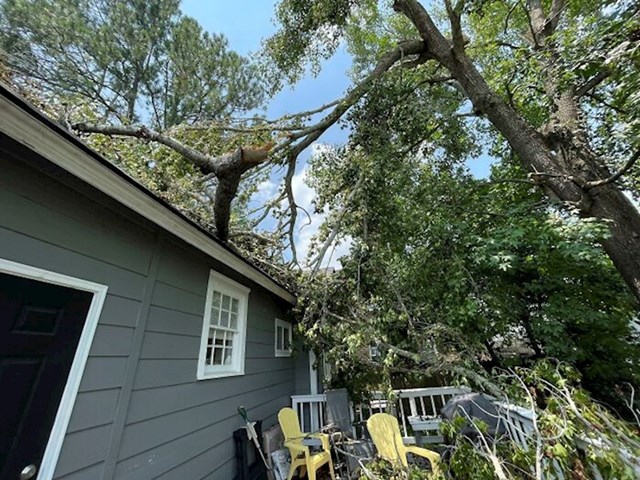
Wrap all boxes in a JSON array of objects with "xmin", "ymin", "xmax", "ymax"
[{"xmin": 238, "ymin": 406, "xmax": 274, "ymax": 478}]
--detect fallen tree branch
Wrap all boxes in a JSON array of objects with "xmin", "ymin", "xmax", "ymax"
[
  {"xmin": 309, "ymin": 176, "xmax": 364, "ymax": 274},
  {"xmin": 73, "ymin": 122, "xmax": 223, "ymax": 174},
  {"xmin": 73, "ymin": 38, "xmax": 427, "ymax": 244},
  {"xmin": 73, "ymin": 122, "xmax": 272, "ymax": 241},
  {"xmin": 380, "ymin": 341, "xmax": 506, "ymax": 399}
]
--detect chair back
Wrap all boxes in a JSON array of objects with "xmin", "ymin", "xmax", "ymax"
[
  {"xmin": 367, "ymin": 413, "xmax": 408, "ymax": 466},
  {"xmin": 325, "ymin": 389, "xmax": 352, "ymax": 433},
  {"xmin": 278, "ymin": 407, "xmax": 303, "ymax": 441}
]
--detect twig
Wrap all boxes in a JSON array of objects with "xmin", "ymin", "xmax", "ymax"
[
  {"xmin": 584, "ymin": 149, "xmax": 640, "ymax": 189},
  {"xmin": 575, "ymin": 71, "xmax": 610, "ymax": 98}
]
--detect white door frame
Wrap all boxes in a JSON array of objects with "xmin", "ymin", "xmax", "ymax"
[{"xmin": 0, "ymin": 258, "xmax": 108, "ymax": 480}]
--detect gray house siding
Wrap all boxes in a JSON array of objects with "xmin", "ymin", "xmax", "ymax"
[{"xmin": 0, "ymin": 138, "xmax": 309, "ymax": 479}]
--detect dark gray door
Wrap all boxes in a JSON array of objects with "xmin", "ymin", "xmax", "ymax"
[{"xmin": 0, "ymin": 272, "xmax": 92, "ymax": 480}]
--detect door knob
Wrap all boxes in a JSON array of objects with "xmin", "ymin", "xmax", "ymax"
[{"xmin": 20, "ymin": 464, "xmax": 37, "ymax": 480}]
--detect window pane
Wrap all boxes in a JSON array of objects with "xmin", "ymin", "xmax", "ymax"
[
  {"xmin": 231, "ymin": 298, "xmax": 239, "ymax": 314},
  {"xmin": 221, "ymin": 295, "xmax": 231, "ymax": 311},
  {"xmin": 212, "ymin": 307, "xmax": 221, "ymax": 325},
  {"xmin": 220, "ymin": 310, "xmax": 230, "ymax": 328},
  {"xmin": 283, "ymin": 326, "xmax": 290, "ymax": 350},
  {"xmin": 206, "ymin": 340, "xmax": 213, "ymax": 364},
  {"xmin": 229, "ymin": 312, "xmax": 237, "ymax": 329},
  {"xmin": 276, "ymin": 326, "xmax": 283, "ymax": 350},
  {"xmin": 213, "ymin": 346, "xmax": 223, "ymax": 364},
  {"xmin": 208, "ymin": 329, "xmax": 217, "ymax": 365},
  {"xmin": 212, "ymin": 291, "xmax": 222, "ymax": 308}
]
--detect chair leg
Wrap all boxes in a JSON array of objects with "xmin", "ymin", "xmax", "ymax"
[
  {"xmin": 287, "ymin": 463, "xmax": 297, "ymax": 480},
  {"xmin": 308, "ymin": 466, "xmax": 316, "ymax": 480},
  {"xmin": 328, "ymin": 458, "xmax": 336, "ymax": 480}
]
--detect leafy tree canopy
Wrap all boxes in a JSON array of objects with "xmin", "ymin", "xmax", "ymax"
[
  {"xmin": 299, "ymin": 144, "xmax": 639, "ymax": 410},
  {"xmin": 266, "ymin": 0, "xmax": 640, "ymax": 302},
  {"xmin": 0, "ymin": 0, "xmax": 264, "ymax": 126}
]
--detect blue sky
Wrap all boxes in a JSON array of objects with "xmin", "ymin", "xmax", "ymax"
[
  {"xmin": 181, "ymin": 1, "xmax": 494, "ymax": 172},
  {"xmin": 181, "ymin": 0, "xmax": 353, "ymax": 147},
  {"xmin": 181, "ymin": 1, "xmax": 493, "ymax": 264}
]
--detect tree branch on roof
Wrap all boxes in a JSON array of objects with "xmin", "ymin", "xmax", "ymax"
[
  {"xmin": 73, "ymin": 122, "xmax": 271, "ymax": 241},
  {"xmin": 72, "ymin": 38, "xmax": 426, "ymax": 246}
]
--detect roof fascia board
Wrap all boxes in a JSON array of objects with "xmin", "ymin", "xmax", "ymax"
[{"xmin": 0, "ymin": 93, "xmax": 296, "ymax": 304}]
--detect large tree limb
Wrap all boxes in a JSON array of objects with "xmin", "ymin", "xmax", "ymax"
[
  {"xmin": 73, "ymin": 38, "xmax": 426, "ymax": 246},
  {"xmin": 73, "ymin": 122, "xmax": 225, "ymax": 174},
  {"xmin": 72, "ymin": 122, "xmax": 271, "ymax": 241},
  {"xmin": 271, "ymin": 39, "xmax": 426, "ymax": 158}
]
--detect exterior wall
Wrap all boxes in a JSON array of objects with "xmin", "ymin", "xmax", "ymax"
[
  {"xmin": 294, "ymin": 346, "xmax": 312, "ymax": 395},
  {"xmin": 0, "ymin": 139, "xmax": 309, "ymax": 479}
]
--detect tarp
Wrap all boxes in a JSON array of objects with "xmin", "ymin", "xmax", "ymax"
[{"xmin": 441, "ymin": 393, "xmax": 507, "ymax": 440}]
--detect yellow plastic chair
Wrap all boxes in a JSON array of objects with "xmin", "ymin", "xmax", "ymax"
[
  {"xmin": 367, "ymin": 413, "xmax": 440, "ymax": 476},
  {"xmin": 278, "ymin": 407, "xmax": 336, "ymax": 480}
]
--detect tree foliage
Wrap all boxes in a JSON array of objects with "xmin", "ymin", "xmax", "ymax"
[
  {"xmin": 267, "ymin": 0, "xmax": 640, "ymax": 302},
  {"xmin": 0, "ymin": 0, "xmax": 264, "ymax": 126},
  {"xmin": 298, "ymin": 142, "xmax": 639, "ymax": 411}
]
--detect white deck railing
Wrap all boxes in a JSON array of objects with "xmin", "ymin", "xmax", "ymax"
[
  {"xmin": 291, "ymin": 386, "xmax": 469, "ymax": 441},
  {"xmin": 291, "ymin": 389, "xmax": 632, "ymax": 479}
]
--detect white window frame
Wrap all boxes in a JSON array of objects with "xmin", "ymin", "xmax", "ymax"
[
  {"xmin": 274, "ymin": 318, "xmax": 293, "ymax": 357},
  {"xmin": 197, "ymin": 271, "xmax": 250, "ymax": 380}
]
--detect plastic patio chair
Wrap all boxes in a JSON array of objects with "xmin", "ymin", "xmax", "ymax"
[
  {"xmin": 367, "ymin": 413, "xmax": 441, "ymax": 475},
  {"xmin": 278, "ymin": 407, "xmax": 336, "ymax": 480},
  {"xmin": 324, "ymin": 389, "xmax": 375, "ymax": 478}
]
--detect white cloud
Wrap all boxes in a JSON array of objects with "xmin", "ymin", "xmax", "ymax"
[
  {"xmin": 253, "ymin": 179, "xmax": 278, "ymax": 204},
  {"xmin": 247, "ymin": 142, "xmax": 352, "ymax": 268},
  {"xmin": 291, "ymin": 145, "xmax": 352, "ymax": 269}
]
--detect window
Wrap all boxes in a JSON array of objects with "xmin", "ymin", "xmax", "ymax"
[
  {"xmin": 274, "ymin": 318, "xmax": 292, "ymax": 357},
  {"xmin": 197, "ymin": 271, "xmax": 250, "ymax": 379}
]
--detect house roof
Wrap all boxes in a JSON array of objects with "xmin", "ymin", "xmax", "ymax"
[{"xmin": 0, "ymin": 83, "xmax": 296, "ymax": 304}]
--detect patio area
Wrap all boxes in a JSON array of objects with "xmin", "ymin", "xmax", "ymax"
[
  {"xmin": 277, "ymin": 386, "xmax": 537, "ymax": 479},
  {"xmin": 290, "ymin": 386, "xmax": 534, "ymax": 447}
]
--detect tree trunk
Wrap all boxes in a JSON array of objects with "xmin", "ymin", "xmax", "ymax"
[
  {"xmin": 447, "ymin": 55, "xmax": 640, "ymax": 300},
  {"xmin": 394, "ymin": 0, "xmax": 640, "ymax": 301}
]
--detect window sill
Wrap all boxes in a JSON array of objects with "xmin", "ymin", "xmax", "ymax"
[{"xmin": 197, "ymin": 369, "xmax": 245, "ymax": 380}]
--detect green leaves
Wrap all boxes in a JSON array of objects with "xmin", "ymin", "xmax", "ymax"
[
  {"xmin": 263, "ymin": 0, "xmax": 366, "ymax": 88},
  {"xmin": 300, "ymin": 143, "xmax": 639, "ymax": 409},
  {"xmin": 0, "ymin": 0, "xmax": 264, "ymax": 126}
]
